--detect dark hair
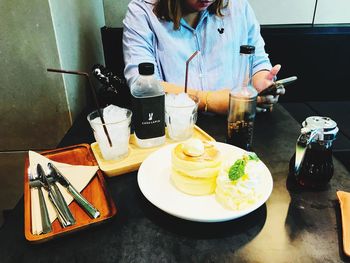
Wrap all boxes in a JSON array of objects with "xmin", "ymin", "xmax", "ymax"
[{"xmin": 154, "ymin": 0, "xmax": 227, "ymax": 30}]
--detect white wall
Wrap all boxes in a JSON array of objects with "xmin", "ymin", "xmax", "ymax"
[
  {"xmin": 102, "ymin": 0, "xmax": 350, "ymax": 26},
  {"xmin": 248, "ymin": 0, "xmax": 350, "ymax": 25},
  {"xmin": 314, "ymin": 0, "xmax": 350, "ymax": 24},
  {"xmin": 248, "ymin": 0, "xmax": 316, "ymax": 25}
]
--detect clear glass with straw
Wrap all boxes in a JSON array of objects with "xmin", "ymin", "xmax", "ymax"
[
  {"xmin": 87, "ymin": 107, "xmax": 132, "ymax": 160},
  {"xmin": 226, "ymin": 45, "xmax": 258, "ymax": 151},
  {"xmin": 165, "ymin": 51, "xmax": 200, "ymax": 141}
]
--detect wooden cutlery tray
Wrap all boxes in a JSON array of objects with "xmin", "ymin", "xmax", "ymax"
[{"xmin": 24, "ymin": 144, "xmax": 117, "ymax": 242}]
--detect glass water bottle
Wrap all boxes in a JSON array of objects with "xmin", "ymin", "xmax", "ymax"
[
  {"xmin": 130, "ymin": 63, "xmax": 166, "ymax": 148},
  {"xmin": 227, "ymin": 45, "xmax": 258, "ymax": 151}
]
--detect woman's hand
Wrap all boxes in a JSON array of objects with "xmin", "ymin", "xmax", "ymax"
[{"xmin": 252, "ymin": 64, "xmax": 285, "ymax": 112}]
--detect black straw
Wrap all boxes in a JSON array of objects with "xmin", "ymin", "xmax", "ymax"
[
  {"xmin": 312, "ymin": 0, "xmax": 318, "ymax": 26},
  {"xmin": 47, "ymin": 68, "xmax": 113, "ymax": 147}
]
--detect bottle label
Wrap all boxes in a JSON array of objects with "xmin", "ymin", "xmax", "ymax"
[{"xmin": 132, "ymin": 95, "xmax": 165, "ymax": 139}]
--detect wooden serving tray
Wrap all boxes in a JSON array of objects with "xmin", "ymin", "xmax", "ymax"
[
  {"xmin": 24, "ymin": 144, "xmax": 117, "ymax": 243},
  {"xmin": 91, "ymin": 125, "xmax": 215, "ymax": 177}
]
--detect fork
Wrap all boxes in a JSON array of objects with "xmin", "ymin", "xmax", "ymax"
[{"xmin": 29, "ymin": 170, "xmax": 52, "ymax": 234}]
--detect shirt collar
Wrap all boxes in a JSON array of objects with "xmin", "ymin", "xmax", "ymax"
[{"xmin": 180, "ymin": 9, "xmax": 210, "ymax": 31}]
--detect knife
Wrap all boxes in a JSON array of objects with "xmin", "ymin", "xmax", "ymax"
[
  {"xmin": 37, "ymin": 164, "xmax": 74, "ymax": 228},
  {"xmin": 46, "ymin": 164, "xmax": 76, "ymax": 225},
  {"xmin": 48, "ymin": 162, "xmax": 100, "ymax": 219}
]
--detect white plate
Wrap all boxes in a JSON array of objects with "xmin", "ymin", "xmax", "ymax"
[{"xmin": 137, "ymin": 142, "xmax": 273, "ymax": 222}]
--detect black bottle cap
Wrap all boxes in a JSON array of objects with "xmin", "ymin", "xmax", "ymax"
[
  {"xmin": 240, "ymin": 45, "xmax": 255, "ymax": 54},
  {"xmin": 138, "ymin": 62, "xmax": 154, "ymax": 75}
]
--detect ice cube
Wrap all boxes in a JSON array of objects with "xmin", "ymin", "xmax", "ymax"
[
  {"xmin": 165, "ymin": 93, "xmax": 196, "ymax": 116},
  {"xmin": 103, "ymin": 104, "xmax": 128, "ymax": 123},
  {"xmin": 89, "ymin": 105, "xmax": 131, "ymax": 160},
  {"xmin": 96, "ymin": 127, "xmax": 130, "ymax": 160},
  {"xmin": 173, "ymin": 93, "xmax": 196, "ymax": 107},
  {"xmin": 92, "ymin": 117, "xmax": 130, "ymax": 160}
]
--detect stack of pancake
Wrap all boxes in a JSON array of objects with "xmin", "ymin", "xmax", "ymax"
[{"xmin": 170, "ymin": 139, "xmax": 221, "ymax": 195}]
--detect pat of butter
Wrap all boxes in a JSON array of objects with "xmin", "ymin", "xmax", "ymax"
[{"xmin": 183, "ymin": 138, "xmax": 205, "ymax": 157}]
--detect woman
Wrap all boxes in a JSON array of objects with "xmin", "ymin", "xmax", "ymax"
[{"xmin": 123, "ymin": 0, "xmax": 284, "ymax": 114}]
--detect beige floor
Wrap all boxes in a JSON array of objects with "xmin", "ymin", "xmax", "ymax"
[{"xmin": 0, "ymin": 151, "xmax": 26, "ymax": 226}]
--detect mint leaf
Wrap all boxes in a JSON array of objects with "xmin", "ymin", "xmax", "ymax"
[
  {"xmin": 228, "ymin": 159, "xmax": 246, "ymax": 181},
  {"xmin": 228, "ymin": 153, "xmax": 259, "ymax": 181},
  {"xmin": 248, "ymin": 152, "xmax": 259, "ymax": 161}
]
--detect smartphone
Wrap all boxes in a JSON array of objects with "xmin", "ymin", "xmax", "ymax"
[{"xmin": 259, "ymin": 76, "xmax": 298, "ymax": 96}]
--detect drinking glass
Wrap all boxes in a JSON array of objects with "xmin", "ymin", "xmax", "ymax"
[
  {"xmin": 165, "ymin": 94, "xmax": 199, "ymax": 141},
  {"xmin": 87, "ymin": 108, "xmax": 132, "ymax": 160}
]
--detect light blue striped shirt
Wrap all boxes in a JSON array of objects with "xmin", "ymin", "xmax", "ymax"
[{"xmin": 123, "ymin": 0, "xmax": 272, "ymax": 91}]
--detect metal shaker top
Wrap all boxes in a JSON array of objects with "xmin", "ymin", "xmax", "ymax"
[{"xmin": 301, "ymin": 116, "xmax": 338, "ymax": 141}]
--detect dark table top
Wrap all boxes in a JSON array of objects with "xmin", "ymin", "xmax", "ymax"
[{"xmin": 1, "ymin": 104, "xmax": 350, "ymax": 263}]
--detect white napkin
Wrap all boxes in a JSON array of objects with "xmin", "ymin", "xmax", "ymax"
[{"xmin": 28, "ymin": 151, "xmax": 99, "ymax": 235}]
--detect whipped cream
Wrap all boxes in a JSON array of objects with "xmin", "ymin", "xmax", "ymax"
[{"xmin": 216, "ymin": 156, "xmax": 263, "ymax": 210}]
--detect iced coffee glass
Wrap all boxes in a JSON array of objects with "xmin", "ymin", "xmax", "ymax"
[
  {"xmin": 165, "ymin": 93, "xmax": 199, "ymax": 141},
  {"xmin": 87, "ymin": 105, "xmax": 132, "ymax": 161}
]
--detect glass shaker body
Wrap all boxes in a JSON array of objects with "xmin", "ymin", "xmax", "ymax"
[{"xmin": 227, "ymin": 45, "xmax": 257, "ymax": 151}]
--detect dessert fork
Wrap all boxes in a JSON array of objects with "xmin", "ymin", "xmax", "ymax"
[{"xmin": 29, "ymin": 170, "xmax": 52, "ymax": 234}]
